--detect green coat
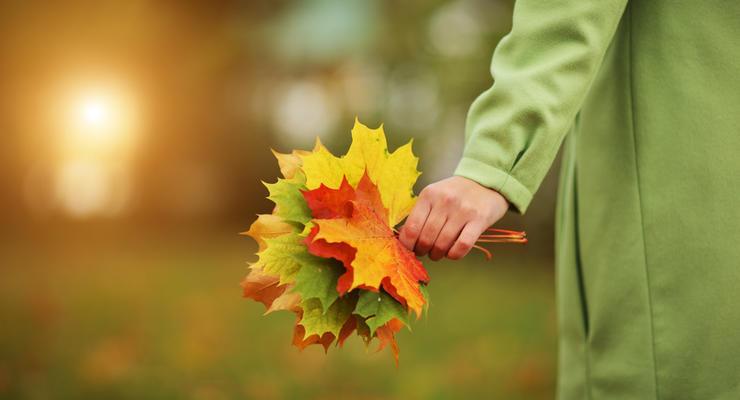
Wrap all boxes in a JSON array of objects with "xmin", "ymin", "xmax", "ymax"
[{"xmin": 454, "ymin": 1, "xmax": 740, "ymax": 399}]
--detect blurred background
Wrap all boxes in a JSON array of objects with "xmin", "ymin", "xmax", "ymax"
[{"xmin": 0, "ymin": 1, "xmax": 561, "ymax": 399}]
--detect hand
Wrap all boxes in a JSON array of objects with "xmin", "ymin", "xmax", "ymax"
[{"xmin": 399, "ymin": 176, "xmax": 509, "ymax": 261}]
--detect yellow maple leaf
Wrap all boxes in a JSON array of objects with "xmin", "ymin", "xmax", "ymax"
[
  {"xmin": 271, "ymin": 149, "xmax": 310, "ymax": 179},
  {"xmin": 240, "ymin": 214, "xmax": 294, "ymax": 252},
  {"xmin": 299, "ymin": 119, "xmax": 420, "ymax": 227}
]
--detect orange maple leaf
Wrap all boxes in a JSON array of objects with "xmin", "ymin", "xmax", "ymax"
[
  {"xmin": 292, "ymin": 317, "xmax": 335, "ymax": 352},
  {"xmin": 336, "ymin": 315, "xmax": 359, "ymax": 347},
  {"xmin": 241, "ymin": 270, "xmax": 284, "ymax": 308},
  {"xmin": 375, "ymin": 318, "xmax": 404, "ymax": 365},
  {"xmin": 241, "ymin": 269, "xmax": 300, "ymax": 314},
  {"xmin": 303, "ymin": 172, "xmax": 430, "ymax": 317}
]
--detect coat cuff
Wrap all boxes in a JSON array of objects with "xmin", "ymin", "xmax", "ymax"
[{"xmin": 453, "ymin": 156, "xmax": 533, "ymax": 214}]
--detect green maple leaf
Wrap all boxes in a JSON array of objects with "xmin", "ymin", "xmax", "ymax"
[
  {"xmin": 299, "ymin": 292, "xmax": 358, "ymax": 338},
  {"xmin": 256, "ymin": 233, "xmax": 324, "ymax": 285},
  {"xmin": 264, "ymin": 171, "xmax": 311, "ymax": 224},
  {"xmin": 355, "ymin": 290, "xmax": 410, "ymax": 336},
  {"xmin": 291, "ymin": 260, "xmax": 343, "ymax": 313}
]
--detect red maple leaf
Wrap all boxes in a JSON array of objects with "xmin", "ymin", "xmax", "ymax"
[{"xmin": 302, "ymin": 173, "xmax": 430, "ymax": 316}]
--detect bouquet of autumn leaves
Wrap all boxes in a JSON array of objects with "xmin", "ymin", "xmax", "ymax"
[{"xmin": 242, "ymin": 119, "xmax": 525, "ymax": 363}]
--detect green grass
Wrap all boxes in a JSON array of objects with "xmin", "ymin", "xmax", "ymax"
[{"xmin": 0, "ymin": 226, "xmax": 556, "ymax": 399}]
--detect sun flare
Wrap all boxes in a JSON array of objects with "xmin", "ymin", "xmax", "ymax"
[
  {"xmin": 65, "ymin": 88, "xmax": 137, "ymax": 152},
  {"xmin": 53, "ymin": 82, "xmax": 140, "ymax": 218},
  {"xmin": 80, "ymin": 98, "xmax": 110, "ymax": 126}
]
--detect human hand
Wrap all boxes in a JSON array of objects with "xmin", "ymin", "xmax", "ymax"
[{"xmin": 399, "ymin": 176, "xmax": 509, "ymax": 261}]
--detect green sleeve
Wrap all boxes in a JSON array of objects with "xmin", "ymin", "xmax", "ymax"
[{"xmin": 454, "ymin": 0, "xmax": 628, "ymax": 213}]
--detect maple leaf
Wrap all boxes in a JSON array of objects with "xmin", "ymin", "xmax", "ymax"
[
  {"xmin": 241, "ymin": 268, "xmax": 285, "ymax": 309},
  {"xmin": 336, "ymin": 315, "xmax": 359, "ymax": 347},
  {"xmin": 264, "ymin": 172, "xmax": 312, "ymax": 225},
  {"xmin": 336, "ymin": 315, "xmax": 373, "ymax": 347},
  {"xmin": 241, "ymin": 214, "xmax": 294, "ymax": 252},
  {"xmin": 272, "ymin": 149, "xmax": 309, "ymax": 180},
  {"xmin": 304, "ymin": 173, "xmax": 430, "ymax": 317},
  {"xmin": 297, "ymin": 293, "xmax": 358, "ymax": 339},
  {"xmin": 301, "ymin": 176, "xmax": 354, "ymax": 219},
  {"xmin": 355, "ymin": 290, "xmax": 411, "ymax": 336},
  {"xmin": 299, "ymin": 119, "xmax": 420, "ymax": 227},
  {"xmin": 374, "ymin": 318, "xmax": 404, "ymax": 365},
  {"xmin": 290, "ymin": 260, "xmax": 343, "ymax": 313},
  {"xmin": 266, "ymin": 287, "xmax": 302, "ymax": 314},
  {"xmin": 255, "ymin": 233, "xmax": 325, "ymax": 286},
  {"xmin": 334, "ymin": 313, "xmax": 404, "ymax": 364},
  {"xmin": 292, "ymin": 318, "xmax": 335, "ymax": 352},
  {"xmin": 241, "ymin": 268, "xmax": 301, "ymax": 314}
]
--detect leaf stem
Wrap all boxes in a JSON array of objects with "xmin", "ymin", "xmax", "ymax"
[
  {"xmin": 476, "ymin": 238, "xmax": 528, "ymax": 243},
  {"xmin": 472, "ymin": 245, "xmax": 493, "ymax": 260},
  {"xmin": 473, "ymin": 227, "xmax": 527, "ymax": 260},
  {"xmin": 485, "ymin": 228, "xmax": 526, "ymax": 236}
]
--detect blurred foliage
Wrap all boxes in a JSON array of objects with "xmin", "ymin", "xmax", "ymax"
[
  {"xmin": 0, "ymin": 227, "xmax": 554, "ymax": 399},
  {"xmin": 0, "ymin": 0, "xmax": 548, "ymax": 229}
]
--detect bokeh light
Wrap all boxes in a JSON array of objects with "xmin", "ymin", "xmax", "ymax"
[
  {"xmin": 81, "ymin": 99, "xmax": 109, "ymax": 126},
  {"xmin": 52, "ymin": 82, "xmax": 139, "ymax": 218},
  {"xmin": 61, "ymin": 84, "xmax": 139, "ymax": 156},
  {"xmin": 54, "ymin": 160, "xmax": 130, "ymax": 218}
]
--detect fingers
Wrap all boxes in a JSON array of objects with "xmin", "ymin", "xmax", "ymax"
[
  {"xmin": 447, "ymin": 220, "xmax": 487, "ymax": 260},
  {"xmin": 429, "ymin": 216, "xmax": 466, "ymax": 261},
  {"xmin": 414, "ymin": 206, "xmax": 446, "ymax": 256},
  {"xmin": 399, "ymin": 197, "xmax": 431, "ymax": 251},
  {"xmin": 400, "ymin": 176, "xmax": 511, "ymax": 261}
]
